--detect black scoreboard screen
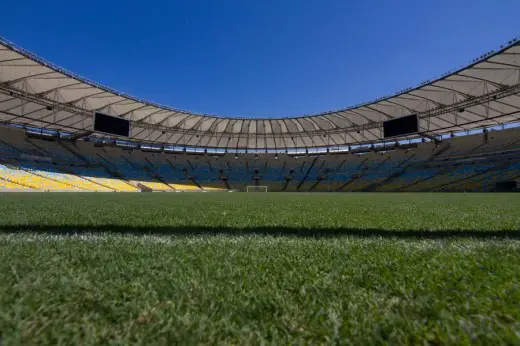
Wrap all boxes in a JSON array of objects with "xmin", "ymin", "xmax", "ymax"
[
  {"xmin": 93, "ymin": 112, "xmax": 130, "ymax": 137},
  {"xmin": 383, "ymin": 114, "xmax": 419, "ymax": 138}
]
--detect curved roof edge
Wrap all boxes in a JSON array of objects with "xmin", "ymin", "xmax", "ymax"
[
  {"xmin": 1, "ymin": 35, "xmax": 519, "ymax": 120},
  {"xmin": 2, "ymin": 35, "xmax": 520, "ymax": 150}
]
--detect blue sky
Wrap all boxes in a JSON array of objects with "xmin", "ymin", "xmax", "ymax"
[{"xmin": 2, "ymin": 0, "xmax": 519, "ymax": 118}]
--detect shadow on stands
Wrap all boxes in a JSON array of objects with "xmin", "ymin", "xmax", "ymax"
[{"xmin": 0, "ymin": 225, "xmax": 519, "ymax": 239}]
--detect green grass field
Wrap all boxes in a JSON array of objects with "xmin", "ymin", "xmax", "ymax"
[{"xmin": 1, "ymin": 193, "xmax": 519, "ymax": 344}]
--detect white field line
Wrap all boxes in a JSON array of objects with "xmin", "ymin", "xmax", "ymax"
[{"xmin": 1, "ymin": 233, "xmax": 520, "ymax": 252}]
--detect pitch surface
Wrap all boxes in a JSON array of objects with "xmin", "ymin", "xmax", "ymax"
[{"xmin": 1, "ymin": 193, "xmax": 519, "ymax": 344}]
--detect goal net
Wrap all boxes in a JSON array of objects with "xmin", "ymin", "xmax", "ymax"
[{"xmin": 246, "ymin": 186, "xmax": 268, "ymax": 192}]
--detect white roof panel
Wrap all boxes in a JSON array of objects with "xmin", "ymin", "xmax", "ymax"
[{"xmin": 1, "ymin": 36, "xmax": 520, "ymax": 148}]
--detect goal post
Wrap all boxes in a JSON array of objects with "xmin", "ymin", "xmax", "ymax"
[{"xmin": 246, "ymin": 186, "xmax": 268, "ymax": 192}]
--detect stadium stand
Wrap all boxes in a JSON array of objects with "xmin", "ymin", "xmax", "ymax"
[{"xmin": 0, "ymin": 124, "xmax": 519, "ymax": 192}]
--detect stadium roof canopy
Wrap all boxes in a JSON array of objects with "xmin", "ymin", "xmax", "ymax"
[{"xmin": 1, "ymin": 36, "xmax": 520, "ymax": 149}]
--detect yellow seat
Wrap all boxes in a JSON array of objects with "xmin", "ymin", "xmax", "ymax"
[
  {"xmin": 132, "ymin": 180, "xmax": 173, "ymax": 191},
  {"xmin": 84, "ymin": 176, "xmax": 139, "ymax": 192},
  {"xmin": 0, "ymin": 178, "xmax": 30, "ymax": 189},
  {"xmin": 170, "ymin": 183, "xmax": 201, "ymax": 191}
]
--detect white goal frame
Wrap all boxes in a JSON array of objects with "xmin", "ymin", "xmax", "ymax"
[{"xmin": 246, "ymin": 186, "xmax": 268, "ymax": 192}]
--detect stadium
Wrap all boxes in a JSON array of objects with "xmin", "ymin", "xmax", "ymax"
[
  {"xmin": 1, "ymin": 37, "xmax": 520, "ymax": 193},
  {"xmin": 1, "ymin": 30, "xmax": 520, "ymax": 344}
]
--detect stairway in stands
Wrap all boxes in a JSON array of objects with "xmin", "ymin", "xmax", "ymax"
[
  {"xmin": 362, "ymin": 154, "xmax": 417, "ymax": 192},
  {"xmin": 335, "ymin": 157, "xmax": 368, "ymax": 191},
  {"xmin": 384, "ymin": 143, "xmax": 452, "ymax": 192}
]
